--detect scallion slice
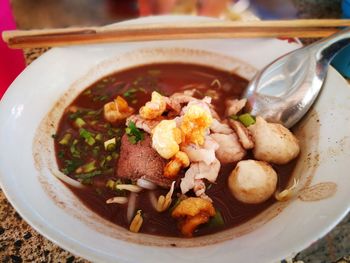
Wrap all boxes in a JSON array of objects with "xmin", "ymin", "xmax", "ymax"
[
  {"xmin": 58, "ymin": 133, "xmax": 72, "ymax": 145},
  {"xmin": 104, "ymin": 138, "xmax": 116, "ymax": 151},
  {"xmin": 106, "ymin": 143, "xmax": 116, "ymax": 152},
  {"xmin": 79, "ymin": 160, "xmax": 96, "ymax": 173},
  {"xmin": 75, "ymin": 171, "xmax": 101, "ymax": 178},
  {"xmin": 92, "ymin": 146, "xmax": 100, "ymax": 157},
  {"xmin": 208, "ymin": 210, "xmax": 224, "ymax": 228},
  {"xmin": 125, "ymin": 121, "xmax": 144, "ymax": 144},
  {"xmin": 74, "ymin": 117, "xmax": 86, "ymax": 128},
  {"xmin": 229, "ymin": 114, "xmax": 238, "ymax": 120},
  {"xmin": 95, "ymin": 133, "xmax": 103, "ymax": 141},
  {"xmin": 106, "ymin": 179, "xmax": 115, "ymax": 190},
  {"xmin": 238, "ymin": 113, "xmax": 256, "ymax": 127},
  {"xmin": 70, "ymin": 139, "xmax": 80, "ymax": 158},
  {"xmin": 79, "ymin": 128, "xmax": 96, "ymax": 146}
]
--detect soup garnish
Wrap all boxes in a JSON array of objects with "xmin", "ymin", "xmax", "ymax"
[{"xmin": 54, "ymin": 64, "xmax": 299, "ymax": 237}]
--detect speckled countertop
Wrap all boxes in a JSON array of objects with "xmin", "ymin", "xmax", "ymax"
[{"xmin": 1, "ymin": 0, "xmax": 349, "ymax": 262}]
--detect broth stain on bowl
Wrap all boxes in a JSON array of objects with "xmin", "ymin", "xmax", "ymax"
[
  {"xmin": 292, "ymin": 109, "xmax": 321, "ymax": 191},
  {"xmin": 298, "ymin": 182, "xmax": 337, "ymax": 202}
]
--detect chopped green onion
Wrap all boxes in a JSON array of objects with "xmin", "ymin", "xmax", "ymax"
[
  {"xmin": 62, "ymin": 159, "xmax": 82, "ymax": 175},
  {"xmin": 95, "ymin": 133, "xmax": 103, "ymax": 141},
  {"xmin": 112, "ymin": 127, "xmax": 121, "ymax": 133},
  {"xmin": 208, "ymin": 210, "xmax": 224, "ymax": 228},
  {"xmin": 111, "ymin": 152, "xmax": 119, "ymax": 159},
  {"xmin": 148, "ymin": 69, "xmax": 161, "ymax": 76},
  {"xmin": 87, "ymin": 110, "xmax": 97, "ymax": 116},
  {"xmin": 58, "ymin": 150, "xmax": 65, "ymax": 159},
  {"xmin": 100, "ymin": 158, "xmax": 106, "ymax": 167},
  {"xmin": 78, "ymin": 160, "xmax": 96, "ymax": 173},
  {"xmin": 107, "ymin": 129, "xmax": 114, "ymax": 137},
  {"xmin": 89, "ymin": 120, "xmax": 98, "ymax": 126},
  {"xmin": 70, "ymin": 139, "xmax": 80, "ymax": 158},
  {"xmin": 123, "ymin": 87, "xmax": 138, "ymax": 98},
  {"xmin": 59, "ymin": 133, "xmax": 72, "ymax": 145},
  {"xmin": 85, "ymin": 161, "xmax": 96, "ymax": 172},
  {"xmin": 92, "ymin": 146, "xmax": 100, "ymax": 157},
  {"xmin": 229, "ymin": 114, "xmax": 238, "ymax": 120},
  {"xmin": 93, "ymin": 95, "xmax": 109, "ymax": 102},
  {"xmin": 100, "ymin": 95, "xmax": 109, "ymax": 101},
  {"xmin": 79, "ymin": 128, "xmax": 96, "ymax": 146},
  {"xmin": 107, "ymin": 127, "xmax": 120, "ymax": 137},
  {"xmin": 104, "ymin": 138, "xmax": 116, "ymax": 150},
  {"xmin": 106, "ymin": 155, "xmax": 113, "ymax": 162},
  {"xmin": 75, "ymin": 170, "xmax": 101, "ymax": 179},
  {"xmin": 75, "ymin": 170, "xmax": 102, "ymax": 184},
  {"xmin": 105, "ymin": 179, "xmax": 125, "ymax": 194},
  {"xmin": 68, "ymin": 110, "xmax": 82, "ymax": 120},
  {"xmin": 106, "ymin": 143, "xmax": 116, "ymax": 152},
  {"xmin": 106, "ymin": 179, "xmax": 115, "ymax": 190},
  {"xmin": 88, "ymin": 108, "xmax": 102, "ymax": 116},
  {"xmin": 125, "ymin": 121, "xmax": 144, "ymax": 144},
  {"xmin": 81, "ymin": 178, "xmax": 93, "ymax": 185},
  {"xmin": 238, "ymin": 113, "xmax": 256, "ymax": 127},
  {"xmin": 133, "ymin": 76, "xmax": 144, "ymax": 85},
  {"xmin": 86, "ymin": 137, "xmax": 96, "ymax": 146},
  {"xmin": 83, "ymin": 89, "xmax": 91, "ymax": 95},
  {"xmin": 74, "ymin": 117, "xmax": 86, "ymax": 128},
  {"xmin": 139, "ymin": 87, "xmax": 147, "ymax": 93}
]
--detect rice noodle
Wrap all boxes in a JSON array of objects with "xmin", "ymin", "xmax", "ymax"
[
  {"xmin": 106, "ymin": 196, "xmax": 128, "ymax": 204},
  {"xmin": 137, "ymin": 178, "xmax": 157, "ymax": 190},
  {"xmin": 53, "ymin": 171, "xmax": 84, "ymax": 189},
  {"xmin": 127, "ymin": 192, "xmax": 137, "ymax": 223},
  {"xmin": 116, "ymin": 184, "xmax": 142, "ymax": 193}
]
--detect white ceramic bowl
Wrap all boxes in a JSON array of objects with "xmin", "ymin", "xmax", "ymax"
[{"xmin": 0, "ymin": 16, "xmax": 349, "ymax": 263}]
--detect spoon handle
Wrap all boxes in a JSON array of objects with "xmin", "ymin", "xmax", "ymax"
[{"xmin": 312, "ymin": 27, "xmax": 350, "ymax": 64}]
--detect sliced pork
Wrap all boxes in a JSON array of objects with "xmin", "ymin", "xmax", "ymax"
[{"xmin": 210, "ymin": 133, "xmax": 246, "ymax": 163}]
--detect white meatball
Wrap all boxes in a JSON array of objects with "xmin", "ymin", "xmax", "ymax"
[
  {"xmin": 248, "ymin": 116, "xmax": 300, "ymax": 165},
  {"xmin": 228, "ymin": 160, "xmax": 277, "ymax": 204}
]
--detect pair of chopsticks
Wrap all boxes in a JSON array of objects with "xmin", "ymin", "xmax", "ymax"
[{"xmin": 3, "ymin": 19, "xmax": 350, "ymax": 49}]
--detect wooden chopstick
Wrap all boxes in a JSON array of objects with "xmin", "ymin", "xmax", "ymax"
[{"xmin": 3, "ymin": 19, "xmax": 350, "ymax": 49}]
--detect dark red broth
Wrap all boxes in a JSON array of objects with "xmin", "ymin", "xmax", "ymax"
[{"xmin": 54, "ymin": 63, "xmax": 296, "ymax": 237}]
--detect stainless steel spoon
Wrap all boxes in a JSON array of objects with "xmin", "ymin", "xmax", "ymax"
[{"xmin": 243, "ymin": 27, "xmax": 350, "ymax": 128}]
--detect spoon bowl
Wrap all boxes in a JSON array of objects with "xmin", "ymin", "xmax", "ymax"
[{"xmin": 244, "ymin": 27, "xmax": 350, "ymax": 128}]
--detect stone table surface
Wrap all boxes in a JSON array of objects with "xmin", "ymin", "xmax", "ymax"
[{"xmin": 1, "ymin": 0, "xmax": 349, "ymax": 262}]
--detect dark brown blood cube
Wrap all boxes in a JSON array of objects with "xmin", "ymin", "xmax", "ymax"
[{"xmin": 117, "ymin": 134, "xmax": 173, "ymax": 188}]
